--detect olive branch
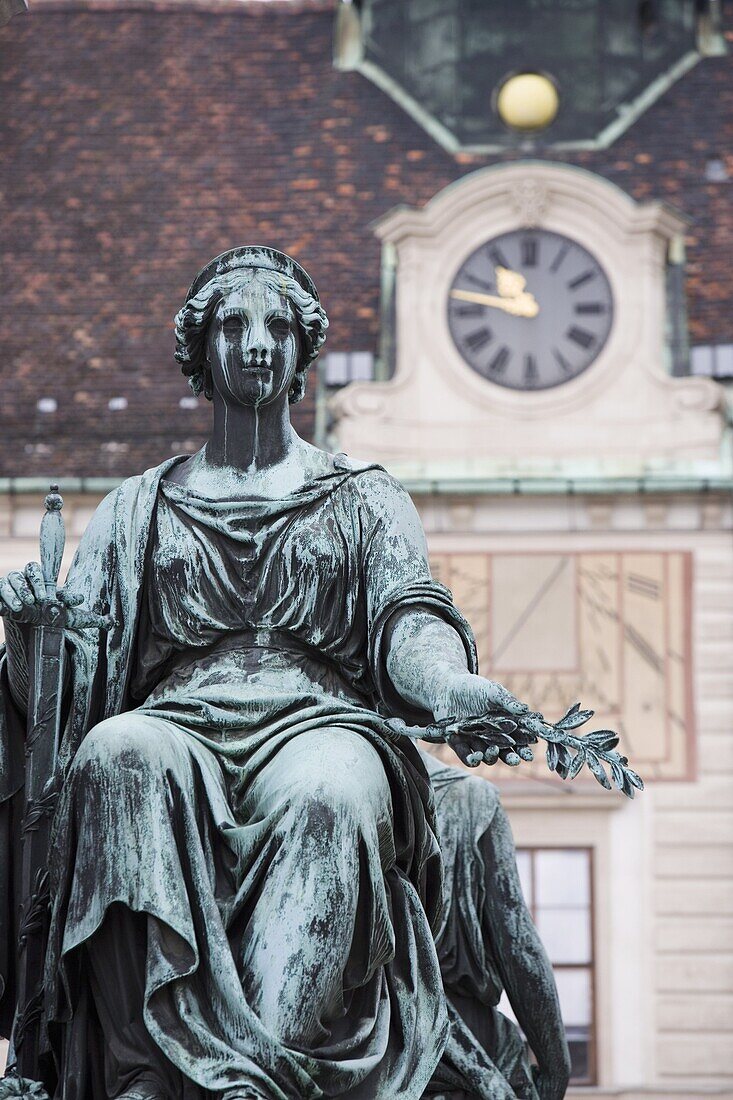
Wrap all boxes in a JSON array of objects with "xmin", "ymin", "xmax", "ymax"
[
  {"xmin": 525, "ymin": 703, "xmax": 644, "ymax": 798},
  {"xmin": 391, "ymin": 702, "xmax": 644, "ymax": 798}
]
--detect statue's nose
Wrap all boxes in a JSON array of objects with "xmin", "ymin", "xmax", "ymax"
[{"xmin": 245, "ymin": 336, "xmax": 273, "ymax": 366}]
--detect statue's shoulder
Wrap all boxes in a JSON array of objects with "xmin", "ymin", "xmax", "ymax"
[{"xmin": 334, "ymin": 455, "xmax": 411, "ymax": 504}]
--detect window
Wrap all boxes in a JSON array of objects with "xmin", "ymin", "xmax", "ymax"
[
  {"xmin": 321, "ymin": 351, "xmax": 375, "ymax": 387},
  {"xmin": 690, "ymin": 344, "xmax": 733, "ymax": 381},
  {"xmin": 500, "ymin": 847, "xmax": 596, "ymax": 1084}
]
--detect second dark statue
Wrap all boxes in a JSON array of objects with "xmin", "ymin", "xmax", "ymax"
[{"xmin": 0, "ymin": 248, "xmax": 581, "ymax": 1099}]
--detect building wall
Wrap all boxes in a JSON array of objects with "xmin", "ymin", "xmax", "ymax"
[{"xmin": 415, "ymin": 489, "xmax": 733, "ymax": 1094}]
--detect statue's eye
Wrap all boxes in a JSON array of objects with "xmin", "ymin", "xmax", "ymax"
[
  {"xmin": 269, "ymin": 318, "xmax": 291, "ymax": 340},
  {"xmin": 221, "ymin": 316, "xmax": 244, "ymax": 338}
]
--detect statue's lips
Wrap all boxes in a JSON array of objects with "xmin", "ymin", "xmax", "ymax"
[{"xmin": 241, "ymin": 365, "xmax": 273, "ymax": 375}]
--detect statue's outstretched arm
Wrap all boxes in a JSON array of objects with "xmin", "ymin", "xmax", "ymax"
[
  {"xmin": 385, "ymin": 608, "xmax": 534, "ymax": 769},
  {"xmin": 481, "ymin": 804, "xmax": 571, "ymax": 1100}
]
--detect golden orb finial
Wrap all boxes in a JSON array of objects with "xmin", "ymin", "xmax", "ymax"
[{"xmin": 496, "ymin": 72, "xmax": 559, "ymax": 132}]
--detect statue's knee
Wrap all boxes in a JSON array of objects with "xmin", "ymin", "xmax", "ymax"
[
  {"xmin": 301, "ymin": 729, "xmax": 390, "ymax": 824},
  {"xmin": 71, "ymin": 714, "xmax": 177, "ymax": 779}
]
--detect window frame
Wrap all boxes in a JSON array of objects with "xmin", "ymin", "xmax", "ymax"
[{"xmin": 515, "ymin": 844, "xmax": 598, "ymax": 1087}]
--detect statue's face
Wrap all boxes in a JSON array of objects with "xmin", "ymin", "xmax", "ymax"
[{"xmin": 206, "ymin": 271, "xmax": 300, "ymax": 407}]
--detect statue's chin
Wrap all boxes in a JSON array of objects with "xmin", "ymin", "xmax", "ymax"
[{"xmin": 228, "ymin": 368, "xmax": 275, "ymax": 407}]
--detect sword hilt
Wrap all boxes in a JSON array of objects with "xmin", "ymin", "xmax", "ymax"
[{"xmin": 40, "ymin": 485, "xmax": 64, "ymax": 600}]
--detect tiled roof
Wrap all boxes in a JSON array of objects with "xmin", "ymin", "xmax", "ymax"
[{"xmin": 1, "ymin": 3, "xmax": 731, "ymax": 478}]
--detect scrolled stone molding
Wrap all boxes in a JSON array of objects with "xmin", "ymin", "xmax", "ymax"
[{"xmin": 666, "ymin": 375, "xmax": 724, "ymax": 413}]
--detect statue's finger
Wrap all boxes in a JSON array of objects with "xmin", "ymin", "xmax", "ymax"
[
  {"xmin": 7, "ymin": 570, "xmax": 35, "ymax": 606},
  {"xmin": 58, "ymin": 587, "xmax": 84, "ymax": 607},
  {"xmin": 66, "ymin": 608, "xmax": 114, "ymax": 632},
  {"xmin": 24, "ymin": 562, "xmax": 46, "ymax": 602},
  {"xmin": 517, "ymin": 746, "xmax": 534, "ymax": 762},
  {"xmin": 465, "ymin": 736, "xmax": 491, "ymax": 767},
  {"xmin": 0, "ymin": 577, "xmax": 24, "ymax": 613},
  {"xmin": 500, "ymin": 749, "xmax": 522, "ymax": 767},
  {"xmin": 451, "ymin": 735, "xmax": 480, "ymax": 767},
  {"xmin": 483, "ymin": 745, "xmax": 500, "ymax": 764}
]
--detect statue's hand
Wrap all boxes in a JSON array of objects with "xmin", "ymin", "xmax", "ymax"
[
  {"xmin": 532, "ymin": 1059, "xmax": 571, "ymax": 1100},
  {"xmin": 0, "ymin": 563, "xmax": 59, "ymax": 623},
  {"xmin": 432, "ymin": 671, "xmax": 536, "ymax": 768},
  {"xmin": 0, "ymin": 564, "xmax": 107, "ymax": 630}
]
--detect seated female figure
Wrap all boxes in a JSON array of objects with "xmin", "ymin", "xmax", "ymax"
[{"xmin": 0, "ymin": 248, "xmax": 568, "ymax": 1100}]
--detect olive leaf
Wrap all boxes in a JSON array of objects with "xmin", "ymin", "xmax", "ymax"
[
  {"xmin": 586, "ymin": 752, "xmax": 612, "ymax": 790},
  {"xmin": 566, "ymin": 750, "xmax": 586, "ymax": 781},
  {"xmin": 585, "ymin": 730, "xmax": 620, "ymax": 752},
  {"xmin": 556, "ymin": 704, "xmax": 595, "ymax": 729}
]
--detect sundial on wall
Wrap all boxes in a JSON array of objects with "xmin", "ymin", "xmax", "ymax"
[
  {"xmin": 447, "ymin": 230, "xmax": 614, "ymax": 391},
  {"xmin": 429, "ymin": 549, "xmax": 694, "ymax": 782}
]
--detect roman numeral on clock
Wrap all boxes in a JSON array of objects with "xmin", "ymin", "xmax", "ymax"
[
  {"xmin": 568, "ymin": 270, "xmax": 596, "ymax": 291},
  {"xmin": 487, "ymin": 345, "xmax": 510, "ymax": 375},
  {"xmin": 550, "ymin": 243, "xmax": 570, "ymax": 272},
  {"xmin": 524, "ymin": 354, "xmax": 538, "ymax": 385},
  {"xmin": 575, "ymin": 302, "xmax": 606, "ymax": 315},
  {"xmin": 521, "ymin": 237, "xmax": 538, "ymax": 267},
  {"xmin": 553, "ymin": 349, "xmax": 573, "ymax": 374},
  {"xmin": 453, "ymin": 302, "xmax": 483, "ymax": 317},
  {"xmin": 464, "ymin": 326, "xmax": 492, "ymax": 352},
  {"xmin": 488, "ymin": 245, "xmax": 509, "ymax": 269},
  {"xmin": 567, "ymin": 326, "xmax": 596, "ymax": 349}
]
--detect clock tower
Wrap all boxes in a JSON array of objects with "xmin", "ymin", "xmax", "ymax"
[{"xmin": 330, "ymin": 161, "xmax": 726, "ymax": 480}]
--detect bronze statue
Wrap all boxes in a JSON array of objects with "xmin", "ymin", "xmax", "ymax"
[{"xmin": 0, "ymin": 248, "xmax": 640, "ymax": 1100}]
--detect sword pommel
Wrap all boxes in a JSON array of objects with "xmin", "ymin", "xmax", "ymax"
[{"xmin": 40, "ymin": 485, "xmax": 65, "ymax": 600}]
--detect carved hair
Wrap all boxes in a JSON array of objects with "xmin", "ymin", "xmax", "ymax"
[{"xmin": 174, "ymin": 268, "xmax": 329, "ymax": 403}]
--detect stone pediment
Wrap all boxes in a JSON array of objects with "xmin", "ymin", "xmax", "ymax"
[{"xmin": 331, "ymin": 162, "xmax": 726, "ymax": 482}]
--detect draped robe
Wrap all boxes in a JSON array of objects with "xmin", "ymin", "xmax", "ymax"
[{"xmin": 0, "ymin": 456, "xmax": 485, "ymax": 1099}]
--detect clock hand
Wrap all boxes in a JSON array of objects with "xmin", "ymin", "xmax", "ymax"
[
  {"xmin": 495, "ymin": 265, "xmax": 528, "ymax": 298},
  {"xmin": 450, "ymin": 287, "xmax": 540, "ymax": 318},
  {"xmin": 453, "ymin": 264, "xmax": 540, "ymax": 317}
]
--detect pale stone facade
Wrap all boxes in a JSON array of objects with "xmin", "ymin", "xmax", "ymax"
[{"xmin": 330, "ymin": 164, "xmax": 733, "ymax": 1096}]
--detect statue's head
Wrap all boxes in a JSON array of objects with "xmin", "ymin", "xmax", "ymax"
[{"xmin": 174, "ymin": 246, "xmax": 329, "ymax": 406}]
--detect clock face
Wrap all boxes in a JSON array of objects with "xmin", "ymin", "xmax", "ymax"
[{"xmin": 447, "ymin": 230, "xmax": 614, "ymax": 391}]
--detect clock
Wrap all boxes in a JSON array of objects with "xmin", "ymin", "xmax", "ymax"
[{"xmin": 447, "ymin": 230, "xmax": 614, "ymax": 391}]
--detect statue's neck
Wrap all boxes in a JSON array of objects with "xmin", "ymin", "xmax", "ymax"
[{"xmin": 207, "ymin": 392, "xmax": 293, "ymax": 472}]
